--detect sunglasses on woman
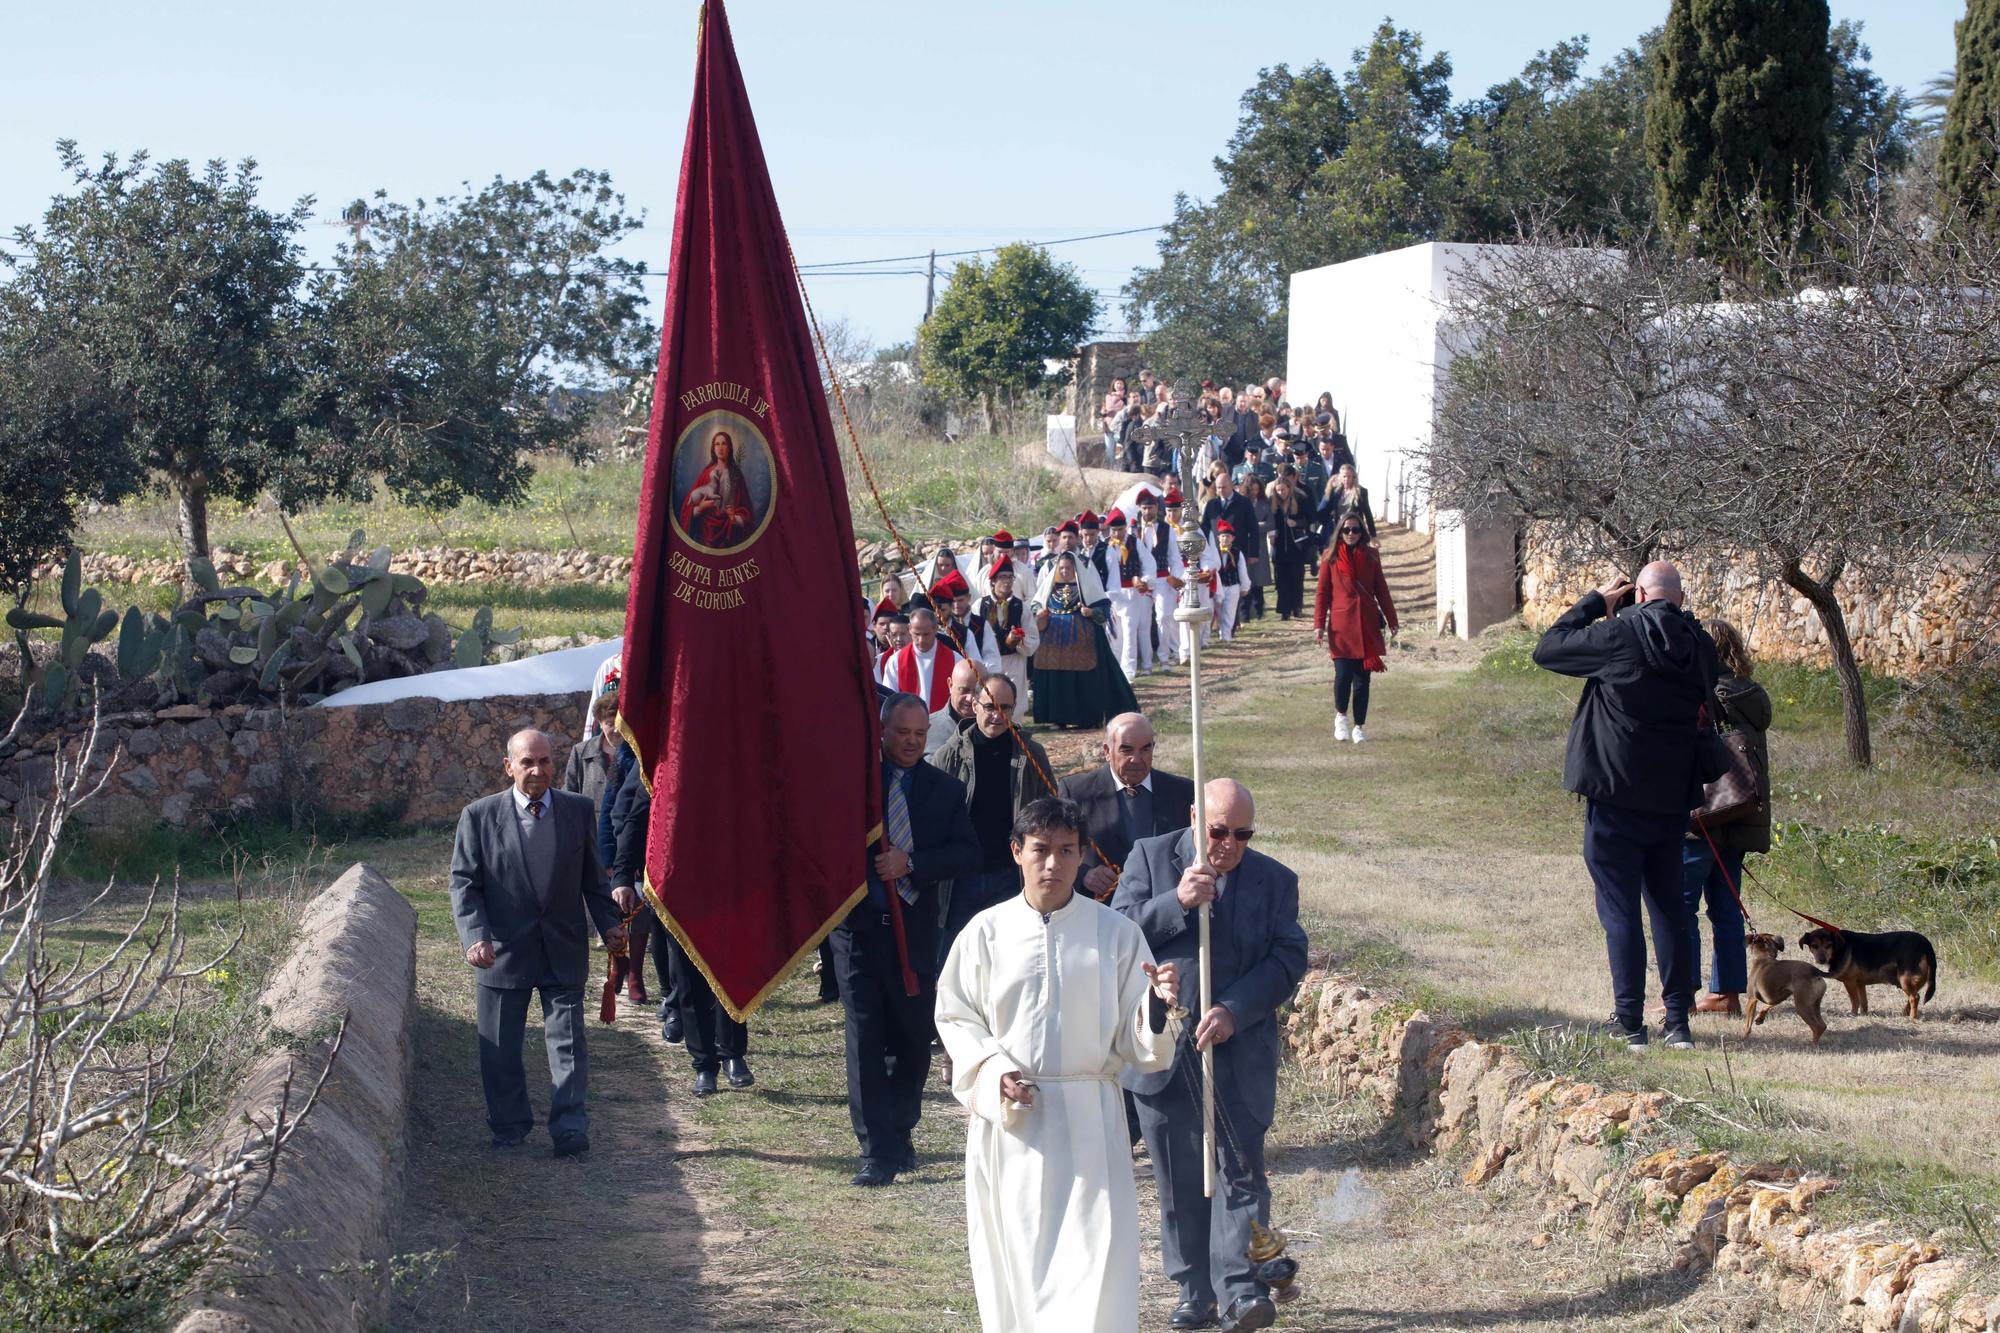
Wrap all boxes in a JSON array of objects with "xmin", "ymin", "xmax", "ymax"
[{"xmin": 1340, "ymin": 526, "xmax": 1363, "ymax": 535}]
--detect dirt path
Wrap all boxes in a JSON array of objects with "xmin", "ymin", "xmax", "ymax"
[
  {"xmin": 379, "ymin": 605, "xmax": 1964, "ymax": 1329},
  {"xmin": 383, "ymin": 860, "xmax": 803, "ymax": 1333}
]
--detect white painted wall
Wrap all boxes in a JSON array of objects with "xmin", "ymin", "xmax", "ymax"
[{"xmin": 1286, "ymin": 241, "xmax": 1521, "ymax": 637}]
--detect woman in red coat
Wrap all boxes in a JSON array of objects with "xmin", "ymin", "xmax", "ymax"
[{"xmin": 1313, "ymin": 514, "xmax": 1398, "ymax": 743}]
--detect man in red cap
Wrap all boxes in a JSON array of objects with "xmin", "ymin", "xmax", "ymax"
[
  {"xmin": 937, "ymin": 569, "xmax": 999, "ymax": 670},
  {"xmin": 1076, "ymin": 511, "xmax": 1112, "ymax": 590},
  {"xmin": 1134, "ymin": 490, "xmax": 1187, "ymax": 667},
  {"xmin": 978, "ymin": 557, "xmax": 1038, "ymax": 708},
  {"xmin": 1104, "ymin": 509, "xmax": 1158, "ymax": 680}
]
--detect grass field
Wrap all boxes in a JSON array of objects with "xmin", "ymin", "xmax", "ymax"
[
  {"xmin": 1187, "ymin": 625, "xmax": 2000, "ymax": 1259},
  {"xmin": 37, "ymin": 607, "xmax": 1982, "ymax": 1329},
  {"xmin": 67, "ymin": 433, "xmax": 1075, "ymax": 568}
]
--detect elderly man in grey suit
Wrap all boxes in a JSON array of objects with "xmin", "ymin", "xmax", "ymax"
[
  {"xmin": 450, "ymin": 728, "xmax": 627, "ymax": 1157},
  {"xmin": 1112, "ymin": 778, "xmax": 1309, "ymax": 1333}
]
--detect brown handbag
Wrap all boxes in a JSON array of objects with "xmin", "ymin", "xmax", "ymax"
[{"xmin": 1690, "ymin": 703, "xmax": 1762, "ymax": 830}]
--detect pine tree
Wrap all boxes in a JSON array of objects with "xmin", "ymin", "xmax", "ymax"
[
  {"xmin": 1940, "ymin": 0, "xmax": 2000, "ymax": 219},
  {"xmin": 1646, "ymin": 0, "xmax": 1835, "ymax": 253}
]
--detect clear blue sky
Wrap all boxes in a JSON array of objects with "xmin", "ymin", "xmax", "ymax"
[{"xmin": 1, "ymin": 1, "xmax": 1966, "ymax": 347}]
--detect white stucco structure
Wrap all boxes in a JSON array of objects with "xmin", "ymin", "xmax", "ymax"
[{"xmin": 1286, "ymin": 242, "xmax": 1519, "ymax": 638}]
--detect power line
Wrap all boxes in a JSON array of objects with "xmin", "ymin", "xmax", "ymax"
[
  {"xmin": 794, "ymin": 223, "xmax": 1165, "ymax": 272},
  {"xmin": 1, "ymin": 220, "xmax": 1165, "ymax": 282}
]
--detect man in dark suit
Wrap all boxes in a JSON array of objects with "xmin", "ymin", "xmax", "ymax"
[
  {"xmin": 835, "ymin": 692, "xmax": 979, "ymax": 1187},
  {"xmin": 1112, "ymin": 779, "xmax": 1309, "ymax": 1333},
  {"xmin": 1057, "ymin": 711, "xmax": 1195, "ymax": 900},
  {"xmin": 450, "ymin": 728, "xmax": 627, "ymax": 1157}
]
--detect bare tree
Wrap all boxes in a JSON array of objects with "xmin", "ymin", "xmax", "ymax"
[
  {"xmin": 1425, "ymin": 230, "xmax": 1723, "ymax": 573},
  {"xmin": 1684, "ymin": 166, "xmax": 2000, "ymax": 765},
  {"xmin": 1422, "ymin": 169, "xmax": 2000, "ymax": 767},
  {"xmin": 0, "ymin": 703, "xmax": 342, "ymax": 1315}
]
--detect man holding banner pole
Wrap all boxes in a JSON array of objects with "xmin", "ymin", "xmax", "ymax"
[{"xmin": 833, "ymin": 693, "xmax": 978, "ymax": 1187}]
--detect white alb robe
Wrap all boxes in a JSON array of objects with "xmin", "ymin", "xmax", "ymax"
[{"xmin": 935, "ymin": 894, "xmax": 1181, "ymax": 1333}]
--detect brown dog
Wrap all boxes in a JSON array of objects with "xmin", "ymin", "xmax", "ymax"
[
  {"xmin": 1744, "ymin": 933, "xmax": 1829, "ymax": 1046},
  {"xmin": 1798, "ymin": 927, "xmax": 1937, "ymax": 1019}
]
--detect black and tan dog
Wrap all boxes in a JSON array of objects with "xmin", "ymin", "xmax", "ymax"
[
  {"xmin": 1799, "ymin": 926, "xmax": 1938, "ymax": 1019},
  {"xmin": 1744, "ymin": 933, "xmax": 1830, "ymax": 1046}
]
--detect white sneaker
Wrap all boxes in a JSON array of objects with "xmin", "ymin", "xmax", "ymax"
[
  {"xmin": 1333, "ymin": 713, "xmax": 1351, "ymax": 742},
  {"xmin": 1351, "ymin": 725, "xmax": 1368, "ymax": 744}
]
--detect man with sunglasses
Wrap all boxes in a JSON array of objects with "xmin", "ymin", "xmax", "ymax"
[{"xmin": 1112, "ymin": 779, "xmax": 1309, "ymax": 1333}]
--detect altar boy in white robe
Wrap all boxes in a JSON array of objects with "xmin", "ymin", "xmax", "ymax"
[{"xmin": 935, "ymin": 797, "xmax": 1183, "ymax": 1333}]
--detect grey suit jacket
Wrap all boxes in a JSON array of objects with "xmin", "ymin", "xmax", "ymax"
[
  {"xmin": 1110, "ymin": 828, "xmax": 1309, "ymax": 1126},
  {"xmin": 1057, "ymin": 765, "xmax": 1196, "ymax": 893},
  {"xmin": 449, "ymin": 787, "xmax": 620, "ymax": 990}
]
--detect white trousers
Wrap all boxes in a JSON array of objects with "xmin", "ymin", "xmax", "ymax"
[
  {"xmin": 1154, "ymin": 581, "xmax": 1184, "ymax": 664},
  {"xmin": 1112, "ymin": 588, "xmax": 1156, "ymax": 677},
  {"xmin": 995, "ymin": 651, "xmax": 1031, "ymax": 712},
  {"xmin": 1213, "ymin": 585, "xmax": 1243, "ymax": 641}
]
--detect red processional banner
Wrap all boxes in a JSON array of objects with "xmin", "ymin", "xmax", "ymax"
[{"xmin": 619, "ymin": 0, "xmax": 881, "ymax": 1020}]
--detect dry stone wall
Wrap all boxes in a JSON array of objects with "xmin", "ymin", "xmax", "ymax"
[
  {"xmin": 58, "ymin": 547, "xmax": 637, "ymax": 590},
  {"xmin": 0, "ymin": 692, "xmax": 585, "ymax": 833},
  {"xmin": 1287, "ymin": 970, "xmax": 2000, "ymax": 1331},
  {"xmin": 174, "ymin": 863, "xmax": 417, "ymax": 1333},
  {"xmin": 1520, "ymin": 531, "xmax": 1997, "ymax": 676}
]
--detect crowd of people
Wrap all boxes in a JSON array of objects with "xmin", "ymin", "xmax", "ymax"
[
  {"xmin": 864, "ymin": 372, "xmax": 1402, "ymax": 746},
  {"xmin": 440, "ymin": 528, "xmax": 1790, "ymax": 1331},
  {"xmin": 437, "ymin": 371, "xmax": 1434, "ymax": 1331}
]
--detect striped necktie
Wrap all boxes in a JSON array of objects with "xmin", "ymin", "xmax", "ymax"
[{"xmin": 884, "ymin": 768, "xmax": 918, "ymax": 906}]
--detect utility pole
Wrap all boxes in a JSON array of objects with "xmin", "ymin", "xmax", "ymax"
[{"xmin": 924, "ymin": 249, "xmax": 936, "ymax": 321}]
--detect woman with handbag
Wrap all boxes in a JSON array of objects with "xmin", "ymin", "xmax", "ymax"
[
  {"xmin": 1269, "ymin": 471, "xmax": 1314, "ymax": 619},
  {"xmin": 1312, "ymin": 511, "xmax": 1398, "ymax": 743},
  {"xmin": 1681, "ymin": 619, "xmax": 1772, "ymax": 1017}
]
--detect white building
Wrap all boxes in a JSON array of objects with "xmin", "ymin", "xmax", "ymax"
[{"xmin": 1286, "ymin": 241, "xmax": 1523, "ymax": 639}]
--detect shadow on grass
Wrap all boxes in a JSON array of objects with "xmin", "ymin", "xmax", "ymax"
[
  {"xmin": 1318, "ymin": 1264, "xmax": 1709, "ymax": 1331},
  {"xmin": 389, "ymin": 995, "xmax": 717, "ymax": 1332}
]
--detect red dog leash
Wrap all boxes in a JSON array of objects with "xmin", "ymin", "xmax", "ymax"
[{"xmin": 1693, "ymin": 814, "xmax": 1843, "ymax": 937}]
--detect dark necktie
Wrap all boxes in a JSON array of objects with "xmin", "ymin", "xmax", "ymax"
[{"xmin": 527, "ymin": 797, "xmax": 544, "ymax": 819}]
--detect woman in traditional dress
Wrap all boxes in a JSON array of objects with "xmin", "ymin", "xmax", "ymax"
[{"xmin": 1029, "ymin": 554, "xmax": 1137, "ymax": 729}]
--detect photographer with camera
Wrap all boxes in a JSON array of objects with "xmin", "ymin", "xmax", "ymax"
[{"xmin": 1531, "ymin": 563, "xmax": 1720, "ymax": 1051}]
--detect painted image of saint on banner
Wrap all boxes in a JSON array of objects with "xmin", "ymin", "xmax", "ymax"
[{"xmin": 669, "ymin": 411, "xmax": 776, "ymax": 555}]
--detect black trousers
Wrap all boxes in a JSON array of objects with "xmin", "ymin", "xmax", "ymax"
[
  {"xmin": 661, "ymin": 933, "xmax": 746, "ymax": 1072},
  {"xmin": 647, "ymin": 909, "xmax": 682, "ymax": 1012},
  {"xmin": 1134, "ymin": 1051, "xmax": 1271, "ymax": 1311},
  {"xmin": 1333, "ymin": 657, "xmax": 1372, "ymax": 723},
  {"xmin": 1584, "ymin": 801, "xmax": 1695, "ymax": 1027},
  {"xmin": 832, "ymin": 905, "xmax": 937, "ymax": 1168},
  {"xmin": 1273, "ymin": 558, "xmax": 1307, "ymax": 618}
]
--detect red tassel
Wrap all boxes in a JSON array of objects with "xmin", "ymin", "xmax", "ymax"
[{"xmin": 599, "ymin": 974, "xmax": 618, "ymax": 1024}]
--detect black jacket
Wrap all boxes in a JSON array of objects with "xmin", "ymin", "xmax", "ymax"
[
  {"xmin": 1201, "ymin": 492, "xmax": 1265, "ymax": 565},
  {"xmin": 610, "ymin": 755, "xmax": 651, "ymax": 888},
  {"xmin": 1532, "ymin": 591, "xmax": 1720, "ymax": 816},
  {"xmin": 858, "ymin": 759, "xmax": 981, "ymax": 928},
  {"xmin": 1711, "ymin": 673, "xmax": 1774, "ymax": 855},
  {"xmin": 1056, "ymin": 765, "xmax": 1196, "ymax": 893}
]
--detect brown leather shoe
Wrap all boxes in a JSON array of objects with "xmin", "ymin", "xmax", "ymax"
[{"xmin": 1694, "ymin": 991, "xmax": 1742, "ymax": 1016}]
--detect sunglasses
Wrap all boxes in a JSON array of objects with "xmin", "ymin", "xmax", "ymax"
[
  {"xmin": 1206, "ymin": 825, "xmax": 1256, "ymax": 843},
  {"xmin": 1340, "ymin": 526, "xmax": 1363, "ymax": 535}
]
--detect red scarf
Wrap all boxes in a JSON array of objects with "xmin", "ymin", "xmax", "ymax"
[
  {"xmin": 1334, "ymin": 539, "xmax": 1386, "ymax": 672},
  {"xmin": 892, "ymin": 641, "xmax": 957, "ymax": 712}
]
